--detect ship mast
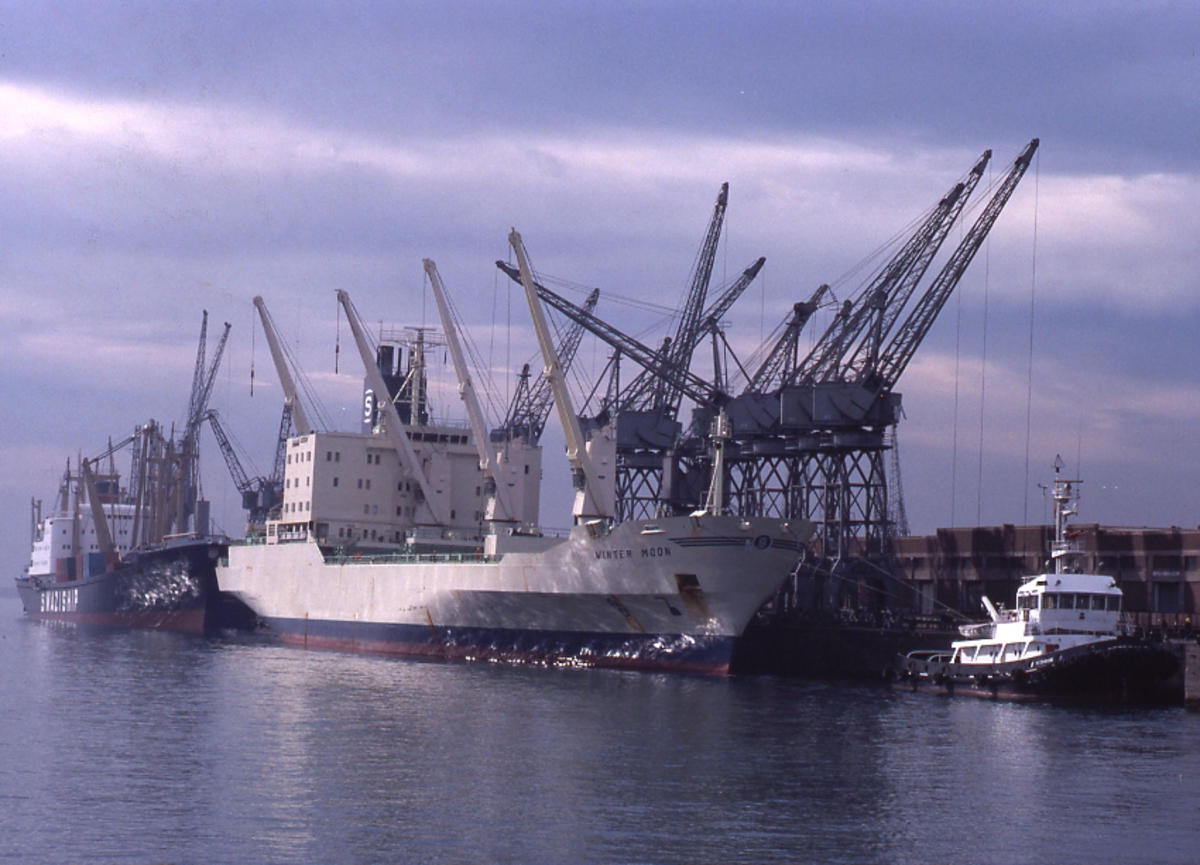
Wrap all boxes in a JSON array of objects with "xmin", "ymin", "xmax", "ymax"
[
  {"xmin": 1048, "ymin": 455, "xmax": 1083, "ymax": 575},
  {"xmin": 337, "ymin": 289, "xmax": 448, "ymax": 526}
]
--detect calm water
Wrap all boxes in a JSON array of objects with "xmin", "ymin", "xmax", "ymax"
[{"xmin": 3, "ymin": 587, "xmax": 1199, "ymax": 865}]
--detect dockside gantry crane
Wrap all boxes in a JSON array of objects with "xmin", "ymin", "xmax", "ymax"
[
  {"xmin": 712, "ymin": 140, "xmax": 1039, "ymax": 610},
  {"xmin": 179, "ymin": 312, "xmax": 231, "ymax": 535},
  {"xmin": 203, "ymin": 408, "xmax": 284, "ymax": 534},
  {"xmin": 497, "ymin": 140, "xmax": 1039, "ymax": 614},
  {"xmin": 138, "ymin": 311, "xmax": 230, "ymax": 540}
]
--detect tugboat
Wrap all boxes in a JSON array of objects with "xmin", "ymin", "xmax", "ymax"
[{"xmin": 892, "ymin": 460, "xmax": 1181, "ymax": 702}]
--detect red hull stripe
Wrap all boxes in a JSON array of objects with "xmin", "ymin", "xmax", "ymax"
[{"xmin": 25, "ymin": 609, "xmax": 207, "ymax": 633}]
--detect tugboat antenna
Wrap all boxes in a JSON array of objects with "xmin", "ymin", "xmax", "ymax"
[{"xmin": 1049, "ymin": 455, "xmax": 1083, "ymax": 575}]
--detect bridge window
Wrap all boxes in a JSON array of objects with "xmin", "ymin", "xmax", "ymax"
[{"xmin": 976, "ymin": 644, "xmax": 1000, "ymax": 662}]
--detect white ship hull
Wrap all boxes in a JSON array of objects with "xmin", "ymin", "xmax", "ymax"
[{"xmin": 218, "ymin": 514, "xmax": 811, "ymax": 673}]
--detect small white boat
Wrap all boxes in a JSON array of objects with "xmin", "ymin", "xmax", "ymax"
[{"xmin": 893, "ymin": 461, "xmax": 1180, "ymax": 702}]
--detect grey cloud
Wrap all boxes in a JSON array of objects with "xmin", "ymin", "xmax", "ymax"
[{"xmin": 3, "ymin": 3, "xmax": 1196, "ymax": 169}]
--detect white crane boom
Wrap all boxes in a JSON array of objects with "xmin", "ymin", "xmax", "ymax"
[
  {"xmin": 424, "ymin": 259, "xmax": 518, "ymax": 523},
  {"xmin": 80, "ymin": 459, "xmax": 120, "ymax": 569},
  {"xmin": 335, "ymin": 289, "xmax": 447, "ymax": 526},
  {"xmin": 509, "ymin": 229, "xmax": 611, "ymax": 521},
  {"xmin": 253, "ymin": 296, "xmax": 312, "ymax": 436}
]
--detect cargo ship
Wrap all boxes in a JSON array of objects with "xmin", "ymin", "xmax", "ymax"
[
  {"xmin": 16, "ymin": 312, "xmax": 258, "ymax": 633},
  {"xmin": 217, "ymin": 237, "xmax": 814, "ymax": 673},
  {"xmin": 15, "ymin": 457, "xmax": 248, "ymax": 632},
  {"xmin": 222, "ymin": 513, "xmax": 808, "ymax": 673}
]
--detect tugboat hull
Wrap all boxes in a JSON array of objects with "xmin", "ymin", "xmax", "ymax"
[{"xmin": 893, "ymin": 639, "xmax": 1182, "ymax": 704}]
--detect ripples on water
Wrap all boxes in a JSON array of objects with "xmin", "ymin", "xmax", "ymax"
[{"xmin": 2, "ymin": 588, "xmax": 1199, "ymax": 864}]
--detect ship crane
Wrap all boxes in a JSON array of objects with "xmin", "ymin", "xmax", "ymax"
[
  {"xmin": 79, "ymin": 458, "xmax": 121, "ymax": 570},
  {"xmin": 499, "ymin": 287, "xmax": 600, "ymax": 446},
  {"xmin": 510, "ymin": 229, "xmax": 614, "ymax": 522},
  {"xmin": 497, "ymin": 256, "xmax": 768, "ymax": 521},
  {"xmin": 497, "ymin": 186, "xmax": 767, "ymax": 521},
  {"xmin": 253, "ymin": 296, "xmax": 313, "ymax": 436},
  {"xmin": 425, "ymin": 258, "xmax": 520, "ymax": 524},
  {"xmin": 495, "ymin": 260, "xmax": 717, "ymax": 408}
]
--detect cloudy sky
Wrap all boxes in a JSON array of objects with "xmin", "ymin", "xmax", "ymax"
[{"xmin": 2, "ymin": 2, "xmax": 1198, "ymax": 575}]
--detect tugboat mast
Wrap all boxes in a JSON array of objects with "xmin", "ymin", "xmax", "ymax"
[{"xmin": 1049, "ymin": 455, "xmax": 1084, "ymax": 575}]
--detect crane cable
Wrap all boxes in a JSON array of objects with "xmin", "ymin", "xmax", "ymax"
[
  {"xmin": 1022, "ymin": 148, "xmax": 1041, "ymax": 524},
  {"xmin": 975, "ymin": 159, "xmax": 994, "ymax": 527}
]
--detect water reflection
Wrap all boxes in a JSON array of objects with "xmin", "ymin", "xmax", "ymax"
[{"xmin": 4, "ymin": 591, "xmax": 1200, "ymax": 864}]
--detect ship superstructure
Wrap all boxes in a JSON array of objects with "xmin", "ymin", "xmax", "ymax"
[
  {"xmin": 271, "ymin": 297, "xmax": 542, "ymax": 553},
  {"xmin": 28, "ymin": 461, "xmax": 138, "ymax": 584}
]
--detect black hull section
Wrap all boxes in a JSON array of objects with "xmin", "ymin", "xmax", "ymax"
[
  {"xmin": 732, "ymin": 614, "xmax": 961, "ymax": 677},
  {"xmin": 15, "ymin": 539, "xmax": 256, "ymax": 633},
  {"xmin": 892, "ymin": 639, "xmax": 1183, "ymax": 704}
]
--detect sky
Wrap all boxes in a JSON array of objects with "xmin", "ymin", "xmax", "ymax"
[{"xmin": 1, "ymin": 1, "xmax": 1198, "ymax": 576}]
